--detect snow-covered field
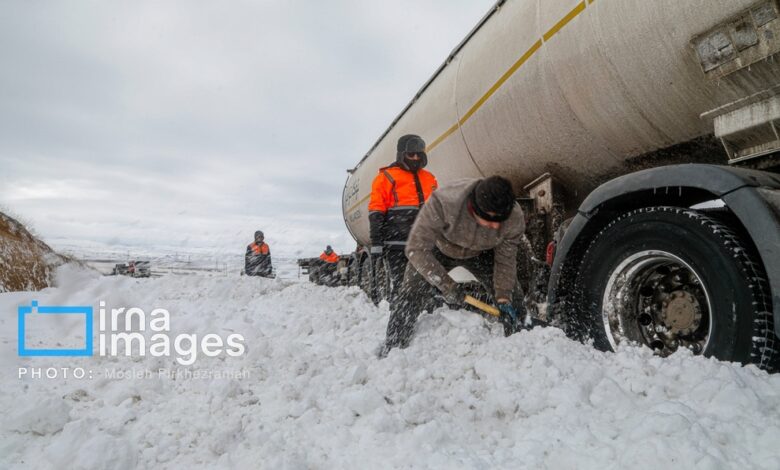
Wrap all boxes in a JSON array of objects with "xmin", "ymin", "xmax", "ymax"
[{"xmin": 2, "ymin": 264, "xmax": 780, "ymax": 469}]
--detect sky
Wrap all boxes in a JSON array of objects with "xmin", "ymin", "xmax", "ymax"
[{"xmin": 0, "ymin": 0, "xmax": 495, "ymax": 260}]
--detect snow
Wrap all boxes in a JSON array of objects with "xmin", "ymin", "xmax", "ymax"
[{"xmin": 2, "ymin": 263, "xmax": 780, "ymax": 469}]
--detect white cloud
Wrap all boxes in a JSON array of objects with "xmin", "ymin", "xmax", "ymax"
[{"xmin": 0, "ymin": 0, "xmax": 496, "ymax": 259}]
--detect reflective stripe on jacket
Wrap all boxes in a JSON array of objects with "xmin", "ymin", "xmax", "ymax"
[{"xmin": 368, "ymin": 164, "xmax": 437, "ymax": 247}]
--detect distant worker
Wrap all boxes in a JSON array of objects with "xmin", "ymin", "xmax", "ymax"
[
  {"xmin": 318, "ymin": 245, "xmax": 340, "ymax": 285},
  {"xmin": 245, "ymin": 230, "xmax": 273, "ymax": 277},
  {"xmin": 380, "ymin": 176, "xmax": 526, "ymax": 355},
  {"xmin": 319, "ymin": 245, "xmax": 339, "ymax": 264},
  {"xmin": 368, "ymin": 134, "xmax": 438, "ymax": 304}
]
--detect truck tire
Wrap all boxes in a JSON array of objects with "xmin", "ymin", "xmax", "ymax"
[
  {"xmin": 359, "ymin": 257, "xmax": 388, "ymax": 305},
  {"xmin": 573, "ymin": 206, "xmax": 777, "ymax": 370},
  {"xmin": 376, "ymin": 257, "xmax": 389, "ymax": 302},
  {"xmin": 359, "ymin": 258, "xmax": 371, "ymax": 296}
]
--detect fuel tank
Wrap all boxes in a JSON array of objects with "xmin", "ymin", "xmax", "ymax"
[{"xmin": 343, "ymin": 0, "xmax": 780, "ymax": 246}]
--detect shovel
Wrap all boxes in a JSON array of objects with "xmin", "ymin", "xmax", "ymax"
[
  {"xmin": 464, "ymin": 295, "xmax": 500, "ymax": 316},
  {"xmin": 464, "ymin": 295, "xmax": 520, "ymax": 336}
]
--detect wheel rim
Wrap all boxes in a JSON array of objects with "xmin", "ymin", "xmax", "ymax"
[{"xmin": 602, "ymin": 250, "xmax": 713, "ymax": 356}]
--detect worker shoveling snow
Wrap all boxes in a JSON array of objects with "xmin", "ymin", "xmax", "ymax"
[{"xmin": 1, "ymin": 264, "xmax": 780, "ymax": 469}]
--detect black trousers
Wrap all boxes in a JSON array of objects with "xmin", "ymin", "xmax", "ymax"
[
  {"xmin": 384, "ymin": 249, "xmax": 524, "ymax": 350},
  {"xmin": 246, "ymin": 256, "xmax": 272, "ymax": 277}
]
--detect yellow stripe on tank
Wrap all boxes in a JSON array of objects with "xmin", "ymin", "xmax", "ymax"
[
  {"xmin": 454, "ymin": 39, "xmax": 543, "ymax": 131},
  {"xmin": 348, "ymin": 0, "xmax": 593, "ymax": 215},
  {"xmin": 346, "ymin": 194, "xmax": 371, "ymax": 214},
  {"xmin": 543, "ymin": 1, "xmax": 587, "ymax": 43}
]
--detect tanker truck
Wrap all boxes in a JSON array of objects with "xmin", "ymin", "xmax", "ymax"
[{"xmin": 341, "ymin": 0, "xmax": 780, "ymax": 370}]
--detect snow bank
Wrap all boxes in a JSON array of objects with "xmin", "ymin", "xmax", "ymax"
[
  {"xmin": 1, "ymin": 265, "xmax": 779, "ymax": 469},
  {"xmin": 6, "ymin": 396, "xmax": 71, "ymax": 435}
]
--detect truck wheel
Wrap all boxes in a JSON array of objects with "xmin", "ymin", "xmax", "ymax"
[
  {"xmin": 359, "ymin": 258, "xmax": 381, "ymax": 304},
  {"xmin": 359, "ymin": 256, "xmax": 389, "ymax": 305},
  {"xmin": 376, "ymin": 257, "xmax": 390, "ymax": 302},
  {"xmin": 573, "ymin": 206, "xmax": 777, "ymax": 370},
  {"xmin": 359, "ymin": 258, "xmax": 371, "ymax": 297}
]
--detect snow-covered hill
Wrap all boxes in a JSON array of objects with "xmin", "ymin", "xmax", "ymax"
[
  {"xmin": 2, "ymin": 265, "xmax": 779, "ymax": 469},
  {"xmin": 0, "ymin": 211, "xmax": 71, "ymax": 293}
]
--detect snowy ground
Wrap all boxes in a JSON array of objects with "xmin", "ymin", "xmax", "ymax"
[{"xmin": 1, "ymin": 264, "xmax": 780, "ymax": 470}]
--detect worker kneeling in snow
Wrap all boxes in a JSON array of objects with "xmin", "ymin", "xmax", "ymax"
[
  {"xmin": 319, "ymin": 245, "xmax": 339, "ymax": 264},
  {"xmin": 245, "ymin": 230, "xmax": 273, "ymax": 277},
  {"xmin": 380, "ymin": 176, "xmax": 526, "ymax": 355},
  {"xmin": 318, "ymin": 245, "xmax": 339, "ymax": 285}
]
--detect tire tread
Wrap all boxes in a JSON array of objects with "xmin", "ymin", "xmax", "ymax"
[{"xmin": 576, "ymin": 206, "xmax": 778, "ymax": 370}]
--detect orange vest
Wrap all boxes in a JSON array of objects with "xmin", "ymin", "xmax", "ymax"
[
  {"xmin": 319, "ymin": 251, "xmax": 339, "ymax": 263},
  {"xmin": 250, "ymin": 242, "xmax": 269, "ymax": 255},
  {"xmin": 368, "ymin": 166, "xmax": 437, "ymax": 213}
]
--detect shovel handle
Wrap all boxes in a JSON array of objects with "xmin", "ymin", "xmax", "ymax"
[{"xmin": 464, "ymin": 295, "xmax": 500, "ymax": 317}]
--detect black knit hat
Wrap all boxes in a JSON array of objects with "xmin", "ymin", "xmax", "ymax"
[
  {"xmin": 396, "ymin": 134, "xmax": 428, "ymax": 169},
  {"xmin": 255, "ymin": 230, "xmax": 264, "ymax": 239},
  {"xmin": 469, "ymin": 176, "xmax": 515, "ymax": 222}
]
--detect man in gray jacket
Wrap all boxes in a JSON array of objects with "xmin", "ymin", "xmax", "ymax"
[{"xmin": 380, "ymin": 175, "xmax": 526, "ymax": 354}]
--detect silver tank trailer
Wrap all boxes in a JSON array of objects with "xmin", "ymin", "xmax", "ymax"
[
  {"xmin": 343, "ymin": 0, "xmax": 780, "ymax": 246},
  {"xmin": 341, "ymin": 0, "xmax": 780, "ymax": 370}
]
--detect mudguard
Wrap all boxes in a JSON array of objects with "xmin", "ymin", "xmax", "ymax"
[{"xmin": 548, "ymin": 164, "xmax": 780, "ymax": 337}]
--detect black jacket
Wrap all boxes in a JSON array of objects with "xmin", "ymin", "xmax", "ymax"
[{"xmin": 245, "ymin": 242, "xmax": 272, "ymax": 277}]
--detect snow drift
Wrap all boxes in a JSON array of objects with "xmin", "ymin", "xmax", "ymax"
[{"xmin": 1, "ymin": 266, "xmax": 779, "ymax": 469}]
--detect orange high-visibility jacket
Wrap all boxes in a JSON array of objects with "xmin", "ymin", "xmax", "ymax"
[
  {"xmin": 249, "ymin": 242, "xmax": 270, "ymax": 255},
  {"xmin": 319, "ymin": 251, "xmax": 339, "ymax": 263},
  {"xmin": 368, "ymin": 164, "xmax": 437, "ymax": 248}
]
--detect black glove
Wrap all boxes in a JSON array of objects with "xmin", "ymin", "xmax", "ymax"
[
  {"xmin": 440, "ymin": 284, "xmax": 465, "ymax": 308},
  {"xmin": 498, "ymin": 303, "xmax": 519, "ymax": 337}
]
